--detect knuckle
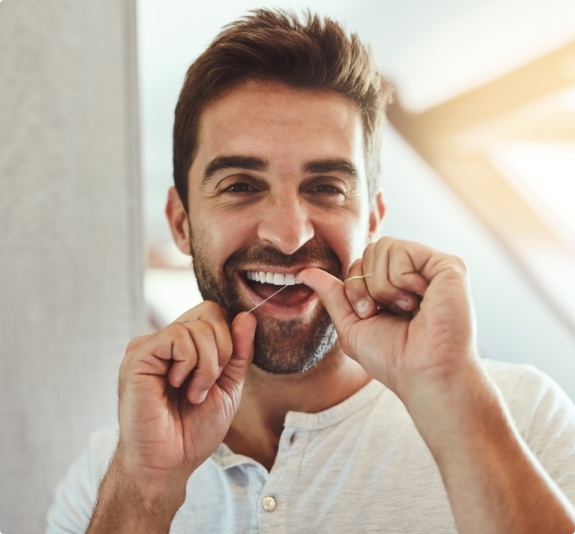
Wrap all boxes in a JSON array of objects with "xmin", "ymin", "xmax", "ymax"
[
  {"xmin": 122, "ymin": 333, "xmax": 155, "ymax": 371},
  {"xmin": 167, "ymin": 321, "xmax": 193, "ymax": 341},
  {"xmin": 193, "ymin": 355, "xmax": 220, "ymax": 385},
  {"xmin": 125, "ymin": 334, "xmax": 147, "ymax": 353},
  {"xmin": 203, "ymin": 361, "xmax": 220, "ymax": 382},
  {"xmin": 386, "ymin": 238, "xmax": 404, "ymax": 257},
  {"xmin": 193, "ymin": 319, "xmax": 216, "ymax": 340},
  {"xmin": 349, "ymin": 258, "xmax": 363, "ymax": 270},
  {"xmin": 201, "ymin": 300, "xmax": 228, "ymax": 319},
  {"xmin": 437, "ymin": 258, "xmax": 469, "ymax": 285},
  {"xmin": 388, "ymin": 269, "xmax": 404, "ymax": 287},
  {"xmin": 445, "ymin": 255, "xmax": 468, "ymax": 274},
  {"xmin": 364, "ymin": 241, "xmax": 377, "ymax": 256},
  {"xmin": 453, "ymin": 256, "xmax": 467, "ymax": 271},
  {"xmin": 378, "ymin": 236, "xmax": 395, "ymax": 249},
  {"xmin": 168, "ymin": 321, "xmax": 188, "ymax": 334},
  {"xmin": 218, "ymin": 339, "xmax": 234, "ymax": 362}
]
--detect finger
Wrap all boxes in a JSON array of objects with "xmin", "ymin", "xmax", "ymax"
[
  {"xmin": 175, "ymin": 301, "xmax": 233, "ymax": 403},
  {"xmin": 147, "ymin": 323, "xmax": 198, "ymax": 383},
  {"xmin": 173, "ymin": 301, "xmax": 219, "ymax": 323},
  {"xmin": 120, "ymin": 324, "xmax": 199, "ymax": 402},
  {"xmin": 193, "ymin": 301, "xmax": 235, "ymax": 370},
  {"xmin": 175, "ymin": 300, "xmax": 229, "ymax": 330},
  {"xmin": 362, "ymin": 239, "xmax": 424, "ymax": 314},
  {"xmin": 385, "ymin": 239, "xmax": 430, "ymax": 296},
  {"xmin": 162, "ymin": 323, "xmax": 199, "ymax": 388},
  {"xmin": 183, "ymin": 320, "xmax": 221, "ymax": 404},
  {"xmin": 344, "ymin": 259, "xmax": 378, "ymax": 319},
  {"xmin": 217, "ymin": 312, "xmax": 257, "ymax": 400},
  {"xmin": 231, "ymin": 312, "xmax": 257, "ymax": 366},
  {"xmin": 297, "ymin": 268, "xmax": 359, "ymax": 332}
]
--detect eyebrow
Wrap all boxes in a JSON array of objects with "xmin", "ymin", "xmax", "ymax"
[
  {"xmin": 304, "ymin": 159, "xmax": 359, "ymax": 178},
  {"xmin": 202, "ymin": 155, "xmax": 359, "ymax": 183},
  {"xmin": 203, "ymin": 155, "xmax": 269, "ymax": 183}
]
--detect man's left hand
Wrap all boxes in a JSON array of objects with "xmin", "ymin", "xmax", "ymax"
[{"xmin": 299, "ymin": 237, "xmax": 478, "ymax": 403}]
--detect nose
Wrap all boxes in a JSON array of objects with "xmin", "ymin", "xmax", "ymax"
[{"xmin": 256, "ymin": 194, "xmax": 314, "ymax": 255}]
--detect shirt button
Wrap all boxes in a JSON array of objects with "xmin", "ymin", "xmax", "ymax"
[{"xmin": 261, "ymin": 496, "xmax": 277, "ymax": 512}]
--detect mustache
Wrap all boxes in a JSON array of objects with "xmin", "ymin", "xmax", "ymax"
[{"xmin": 224, "ymin": 240, "xmax": 342, "ymax": 276}]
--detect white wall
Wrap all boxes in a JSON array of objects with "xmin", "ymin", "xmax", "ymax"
[
  {"xmin": 0, "ymin": 1, "xmax": 143, "ymax": 532},
  {"xmin": 380, "ymin": 126, "xmax": 575, "ymax": 400}
]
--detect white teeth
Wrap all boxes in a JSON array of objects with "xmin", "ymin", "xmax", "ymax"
[{"xmin": 245, "ymin": 270, "xmax": 301, "ymax": 286}]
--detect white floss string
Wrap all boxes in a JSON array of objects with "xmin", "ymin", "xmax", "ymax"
[
  {"xmin": 247, "ymin": 273, "xmax": 373, "ymax": 313},
  {"xmin": 247, "ymin": 278, "xmax": 299, "ymax": 313},
  {"xmin": 343, "ymin": 273, "xmax": 373, "ymax": 284}
]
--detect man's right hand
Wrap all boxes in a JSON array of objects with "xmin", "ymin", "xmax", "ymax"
[{"xmin": 87, "ymin": 303, "xmax": 257, "ymax": 532}]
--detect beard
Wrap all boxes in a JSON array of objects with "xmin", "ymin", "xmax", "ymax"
[{"xmin": 189, "ymin": 234, "xmax": 341, "ymax": 375}]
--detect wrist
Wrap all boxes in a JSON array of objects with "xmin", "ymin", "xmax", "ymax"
[
  {"xmin": 395, "ymin": 350, "xmax": 482, "ymax": 409},
  {"xmin": 87, "ymin": 450, "xmax": 187, "ymax": 533},
  {"xmin": 398, "ymin": 358, "xmax": 497, "ymax": 437},
  {"xmin": 399, "ymin": 360, "xmax": 512, "ymax": 462}
]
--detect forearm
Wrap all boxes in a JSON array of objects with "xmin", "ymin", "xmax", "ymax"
[
  {"xmin": 404, "ymin": 361, "xmax": 575, "ymax": 534},
  {"xmin": 86, "ymin": 450, "xmax": 187, "ymax": 534}
]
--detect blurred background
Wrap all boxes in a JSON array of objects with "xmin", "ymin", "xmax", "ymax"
[{"xmin": 0, "ymin": 0, "xmax": 574, "ymax": 532}]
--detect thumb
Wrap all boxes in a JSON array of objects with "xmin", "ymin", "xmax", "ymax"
[
  {"xmin": 298, "ymin": 268, "xmax": 359, "ymax": 331},
  {"xmin": 224, "ymin": 311, "xmax": 257, "ymax": 384}
]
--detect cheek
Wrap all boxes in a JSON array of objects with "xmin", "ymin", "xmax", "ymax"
[
  {"xmin": 191, "ymin": 211, "xmax": 254, "ymax": 262},
  {"xmin": 347, "ymin": 225, "xmax": 371, "ymax": 265},
  {"xmin": 342, "ymin": 189, "xmax": 372, "ymax": 262},
  {"xmin": 320, "ymin": 211, "xmax": 371, "ymax": 270},
  {"xmin": 351, "ymin": 227, "xmax": 371, "ymax": 258}
]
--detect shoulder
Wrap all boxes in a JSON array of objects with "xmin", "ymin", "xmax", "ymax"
[
  {"xmin": 85, "ymin": 426, "xmax": 119, "ymax": 468},
  {"xmin": 480, "ymin": 358, "xmax": 571, "ymax": 406},
  {"xmin": 46, "ymin": 427, "xmax": 118, "ymax": 533},
  {"xmin": 481, "ymin": 359, "xmax": 575, "ymax": 456}
]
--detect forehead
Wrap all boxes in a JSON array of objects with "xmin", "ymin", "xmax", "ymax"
[{"xmin": 192, "ymin": 80, "xmax": 366, "ymax": 172}]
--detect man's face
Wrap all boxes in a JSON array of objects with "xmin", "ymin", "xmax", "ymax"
[{"xmin": 175, "ymin": 80, "xmax": 376, "ymax": 374}]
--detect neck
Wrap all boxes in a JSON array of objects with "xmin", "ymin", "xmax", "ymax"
[{"xmin": 224, "ymin": 347, "xmax": 371, "ymax": 470}]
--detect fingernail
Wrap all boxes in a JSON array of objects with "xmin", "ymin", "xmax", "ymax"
[
  {"xmin": 354, "ymin": 299, "xmax": 371, "ymax": 316},
  {"xmin": 394, "ymin": 299, "xmax": 410, "ymax": 311},
  {"xmin": 194, "ymin": 389, "xmax": 209, "ymax": 404},
  {"xmin": 389, "ymin": 299, "xmax": 412, "ymax": 315}
]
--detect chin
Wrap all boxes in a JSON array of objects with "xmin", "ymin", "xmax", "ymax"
[{"xmin": 251, "ymin": 316, "xmax": 337, "ymax": 375}]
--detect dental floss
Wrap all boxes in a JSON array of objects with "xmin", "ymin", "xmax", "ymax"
[
  {"xmin": 246, "ymin": 273, "xmax": 373, "ymax": 313},
  {"xmin": 343, "ymin": 273, "xmax": 373, "ymax": 284},
  {"xmin": 247, "ymin": 277, "xmax": 299, "ymax": 313}
]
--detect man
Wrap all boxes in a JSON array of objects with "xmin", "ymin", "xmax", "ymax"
[{"xmin": 48, "ymin": 9, "xmax": 575, "ymax": 533}]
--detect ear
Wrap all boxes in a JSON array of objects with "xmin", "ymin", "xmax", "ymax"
[
  {"xmin": 368, "ymin": 189, "xmax": 386, "ymax": 241},
  {"xmin": 166, "ymin": 187, "xmax": 192, "ymax": 255}
]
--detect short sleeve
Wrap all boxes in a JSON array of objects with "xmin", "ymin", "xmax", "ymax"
[
  {"xmin": 46, "ymin": 428, "xmax": 118, "ymax": 533},
  {"xmin": 500, "ymin": 364, "xmax": 575, "ymax": 504}
]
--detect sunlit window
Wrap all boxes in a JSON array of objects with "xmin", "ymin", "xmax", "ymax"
[{"xmin": 492, "ymin": 142, "xmax": 575, "ymax": 245}]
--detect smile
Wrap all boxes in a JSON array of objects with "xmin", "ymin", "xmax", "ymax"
[
  {"xmin": 245, "ymin": 271, "xmax": 302, "ymax": 286},
  {"xmin": 242, "ymin": 269, "xmax": 315, "ymax": 312}
]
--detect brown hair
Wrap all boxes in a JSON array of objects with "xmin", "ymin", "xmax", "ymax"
[{"xmin": 173, "ymin": 8, "xmax": 393, "ymax": 209}]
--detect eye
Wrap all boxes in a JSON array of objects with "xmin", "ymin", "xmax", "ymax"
[
  {"xmin": 221, "ymin": 181, "xmax": 257, "ymax": 194},
  {"xmin": 310, "ymin": 183, "xmax": 346, "ymax": 195},
  {"xmin": 308, "ymin": 182, "xmax": 348, "ymax": 198}
]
